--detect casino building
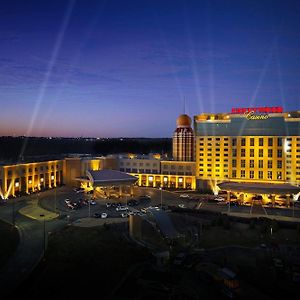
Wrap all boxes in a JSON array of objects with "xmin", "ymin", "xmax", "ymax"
[{"xmin": 0, "ymin": 106, "xmax": 299, "ymax": 204}]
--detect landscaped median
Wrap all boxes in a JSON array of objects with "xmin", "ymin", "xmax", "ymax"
[{"xmin": 19, "ymin": 199, "xmax": 59, "ymax": 221}]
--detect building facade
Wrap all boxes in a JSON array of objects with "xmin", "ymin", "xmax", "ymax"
[
  {"xmin": 1, "ymin": 107, "xmax": 299, "ymax": 200},
  {"xmin": 172, "ymin": 114, "xmax": 195, "ymax": 162},
  {"xmin": 0, "ymin": 159, "xmax": 64, "ymax": 198},
  {"xmin": 194, "ymin": 107, "xmax": 300, "ymax": 191}
]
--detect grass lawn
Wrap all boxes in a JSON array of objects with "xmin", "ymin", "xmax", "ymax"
[
  {"xmin": 16, "ymin": 223, "xmax": 152, "ymax": 299},
  {"xmin": 0, "ymin": 220, "xmax": 19, "ymax": 268}
]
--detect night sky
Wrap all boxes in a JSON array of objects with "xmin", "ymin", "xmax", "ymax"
[{"xmin": 0, "ymin": 0, "xmax": 299, "ymax": 137}]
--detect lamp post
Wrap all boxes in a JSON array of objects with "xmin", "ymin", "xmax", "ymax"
[
  {"xmin": 159, "ymin": 187, "xmax": 162, "ymax": 209},
  {"xmin": 40, "ymin": 214, "xmax": 46, "ymax": 258},
  {"xmin": 12, "ymin": 196, "xmax": 15, "ymax": 227}
]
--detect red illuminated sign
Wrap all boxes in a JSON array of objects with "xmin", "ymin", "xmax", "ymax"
[{"xmin": 231, "ymin": 106, "xmax": 283, "ymax": 114}]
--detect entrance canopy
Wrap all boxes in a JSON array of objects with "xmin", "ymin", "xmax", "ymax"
[
  {"xmin": 218, "ymin": 181, "xmax": 300, "ymax": 195},
  {"xmin": 86, "ymin": 169, "xmax": 138, "ymax": 187}
]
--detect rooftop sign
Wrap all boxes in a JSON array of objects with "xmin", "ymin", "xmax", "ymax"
[{"xmin": 231, "ymin": 106, "xmax": 283, "ymax": 114}]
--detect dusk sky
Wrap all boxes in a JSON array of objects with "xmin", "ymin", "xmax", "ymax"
[{"xmin": 0, "ymin": 0, "xmax": 299, "ymax": 137}]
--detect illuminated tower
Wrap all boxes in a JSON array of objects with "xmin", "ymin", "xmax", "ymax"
[{"xmin": 173, "ymin": 114, "xmax": 195, "ymax": 161}]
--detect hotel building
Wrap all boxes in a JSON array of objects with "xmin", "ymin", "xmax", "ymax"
[
  {"xmin": 0, "ymin": 107, "xmax": 299, "ymax": 201},
  {"xmin": 194, "ymin": 107, "xmax": 300, "ymax": 191}
]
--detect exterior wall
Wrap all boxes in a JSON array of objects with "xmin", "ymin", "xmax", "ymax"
[
  {"xmin": 119, "ymin": 158, "xmax": 161, "ymax": 174},
  {"xmin": 194, "ymin": 111, "xmax": 300, "ymax": 190},
  {"xmin": 64, "ymin": 158, "xmax": 82, "ymax": 187},
  {"xmin": 0, "ymin": 160, "xmax": 64, "ymax": 198},
  {"xmin": 172, "ymin": 129, "xmax": 195, "ymax": 161},
  {"xmin": 131, "ymin": 173, "xmax": 196, "ymax": 189},
  {"xmin": 160, "ymin": 161, "xmax": 195, "ymax": 176}
]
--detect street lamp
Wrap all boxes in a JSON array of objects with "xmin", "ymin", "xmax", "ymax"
[
  {"xmin": 40, "ymin": 214, "xmax": 46, "ymax": 258},
  {"xmin": 12, "ymin": 196, "xmax": 15, "ymax": 227},
  {"xmin": 159, "ymin": 187, "xmax": 162, "ymax": 209},
  {"xmin": 54, "ymin": 187, "xmax": 57, "ymax": 213}
]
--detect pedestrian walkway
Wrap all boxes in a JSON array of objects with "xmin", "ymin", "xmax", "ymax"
[{"xmin": 19, "ymin": 199, "xmax": 58, "ymax": 220}]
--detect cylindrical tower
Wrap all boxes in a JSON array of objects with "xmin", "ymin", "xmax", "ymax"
[{"xmin": 172, "ymin": 114, "xmax": 195, "ymax": 161}]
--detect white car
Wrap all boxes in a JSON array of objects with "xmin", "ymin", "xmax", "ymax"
[
  {"xmin": 121, "ymin": 213, "xmax": 129, "ymax": 218},
  {"xmin": 89, "ymin": 200, "xmax": 96, "ymax": 205},
  {"xmin": 101, "ymin": 213, "xmax": 108, "ymax": 219},
  {"xmin": 116, "ymin": 206, "xmax": 128, "ymax": 212},
  {"xmin": 65, "ymin": 198, "xmax": 71, "ymax": 204},
  {"xmin": 178, "ymin": 204, "xmax": 186, "ymax": 208},
  {"xmin": 214, "ymin": 197, "xmax": 225, "ymax": 202},
  {"xmin": 180, "ymin": 194, "xmax": 190, "ymax": 198}
]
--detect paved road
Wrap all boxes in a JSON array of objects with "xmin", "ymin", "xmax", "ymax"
[{"xmin": 0, "ymin": 194, "xmax": 67, "ymax": 298}]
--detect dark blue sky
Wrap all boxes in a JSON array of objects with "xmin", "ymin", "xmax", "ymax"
[{"xmin": 0, "ymin": 0, "xmax": 299, "ymax": 137}]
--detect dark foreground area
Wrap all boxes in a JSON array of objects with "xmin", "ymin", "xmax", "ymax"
[{"xmin": 8, "ymin": 217, "xmax": 300, "ymax": 300}]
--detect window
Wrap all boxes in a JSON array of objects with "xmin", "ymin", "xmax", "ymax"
[
  {"xmin": 232, "ymin": 138, "xmax": 237, "ymax": 146},
  {"xmin": 277, "ymin": 172, "xmax": 282, "ymax": 180},
  {"xmin": 250, "ymin": 160, "xmax": 254, "ymax": 168},
  {"xmin": 259, "ymin": 149, "xmax": 263, "ymax": 157},
  {"xmin": 277, "ymin": 138, "xmax": 282, "ymax": 146},
  {"xmin": 277, "ymin": 161, "xmax": 282, "ymax": 169},
  {"xmin": 259, "ymin": 138, "xmax": 263, "ymax": 146},
  {"xmin": 268, "ymin": 138, "xmax": 273, "ymax": 146},
  {"xmin": 268, "ymin": 149, "xmax": 273, "ymax": 158},
  {"xmin": 259, "ymin": 171, "xmax": 263, "ymax": 179},
  {"xmin": 241, "ymin": 170, "xmax": 245, "ymax": 178},
  {"xmin": 232, "ymin": 149, "xmax": 237, "ymax": 157},
  {"xmin": 241, "ymin": 160, "xmax": 246, "ymax": 168},
  {"xmin": 259, "ymin": 160, "xmax": 263, "ymax": 168},
  {"xmin": 232, "ymin": 159, "xmax": 236, "ymax": 168},
  {"xmin": 232, "ymin": 170, "xmax": 236, "ymax": 178},
  {"xmin": 241, "ymin": 149, "xmax": 246, "ymax": 157},
  {"xmin": 277, "ymin": 149, "xmax": 282, "ymax": 158},
  {"xmin": 267, "ymin": 171, "xmax": 272, "ymax": 179},
  {"xmin": 250, "ymin": 138, "xmax": 254, "ymax": 146},
  {"xmin": 250, "ymin": 170, "xmax": 254, "ymax": 179},
  {"xmin": 250, "ymin": 149, "xmax": 254, "ymax": 157},
  {"xmin": 241, "ymin": 138, "xmax": 246, "ymax": 146},
  {"xmin": 268, "ymin": 160, "xmax": 272, "ymax": 168}
]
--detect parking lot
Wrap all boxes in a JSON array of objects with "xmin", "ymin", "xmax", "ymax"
[{"xmin": 12, "ymin": 185, "xmax": 299, "ymax": 222}]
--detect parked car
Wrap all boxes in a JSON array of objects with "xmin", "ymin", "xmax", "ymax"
[
  {"xmin": 89, "ymin": 200, "xmax": 96, "ymax": 205},
  {"xmin": 101, "ymin": 212, "xmax": 108, "ymax": 219},
  {"xmin": 106, "ymin": 202, "xmax": 111, "ymax": 208},
  {"xmin": 178, "ymin": 204, "xmax": 186, "ymax": 208},
  {"xmin": 65, "ymin": 198, "xmax": 71, "ymax": 204},
  {"xmin": 214, "ymin": 196, "xmax": 225, "ymax": 202},
  {"xmin": 67, "ymin": 203, "xmax": 75, "ymax": 210},
  {"xmin": 116, "ymin": 206, "xmax": 128, "ymax": 211},
  {"xmin": 94, "ymin": 213, "xmax": 101, "ymax": 218},
  {"xmin": 121, "ymin": 213, "xmax": 129, "ymax": 218},
  {"xmin": 180, "ymin": 194, "xmax": 189, "ymax": 198}
]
